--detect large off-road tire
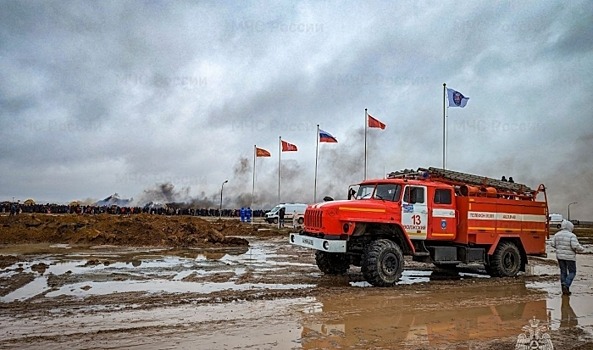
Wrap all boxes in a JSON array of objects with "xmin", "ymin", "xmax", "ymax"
[
  {"xmin": 315, "ymin": 251, "xmax": 350, "ymax": 275},
  {"xmin": 273, "ymin": 218, "xmax": 278, "ymax": 224},
  {"xmin": 487, "ymin": 241, "xmax": 521, "ymax": 277},
  {"xmin": 362, "ymin": 239, "xmax": 404, "ymax": 287}
]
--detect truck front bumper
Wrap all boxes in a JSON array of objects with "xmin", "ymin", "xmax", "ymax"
[{"xmin": 289, "ymin": 233, "xmax": 347, "ymax": 253}]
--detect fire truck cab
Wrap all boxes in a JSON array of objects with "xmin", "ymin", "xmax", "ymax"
[{"xmin": 289, "ymin": 167, "xmax": 549, "ymax": 287}]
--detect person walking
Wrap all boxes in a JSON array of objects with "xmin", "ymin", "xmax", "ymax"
[{"xmin": 551, "ymin": 219, "xmax": 585, "ymax": 295}]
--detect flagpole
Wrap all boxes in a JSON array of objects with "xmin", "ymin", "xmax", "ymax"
[
  {"xmin": 446, "ymin": 106, "xmax": 449, "ymax": 169},
  {"xmin": 364, "ymin": 108, "xmax": 368, "ymax": 179},
  {"xmin": 252, "ymin": 145, "xmax": 256, "ymax": 208},
  {"xmin": 278, "ymin": 136, "xmax": 281, "ymax": 203},
  {"xmin": 314, "ymin": 124, "xmax": 319, "ymax": 203},
  {"xmin": 442, "ymin": 83, "xmax": 446, "ymax": 169}
]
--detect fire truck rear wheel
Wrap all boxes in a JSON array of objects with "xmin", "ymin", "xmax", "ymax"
[
  {"xmin": 362, "ymin": 239, "xmax": 404, "ymax": 287},
  {"xmin": 487, "ymin": 241, "xmax": 521, "ymax": 277},
  {"xmin": 315, "ymin": 251, "xmax": 350, "ymax": 275}
]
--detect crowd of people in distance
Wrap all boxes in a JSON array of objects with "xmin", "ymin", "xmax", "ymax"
[{"xmin": 0, "ymin": 202, "xmax": 269, "ymax": 218}]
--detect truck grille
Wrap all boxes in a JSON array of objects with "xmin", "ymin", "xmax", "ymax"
[{"xmin": 305, "ymin": 209, "xmax": 322, "ymax": 229}]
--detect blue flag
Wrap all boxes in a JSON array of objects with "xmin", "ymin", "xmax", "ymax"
[{"xmin": 447, "ymin": 88, "xmax": 469, "ymax": 108}]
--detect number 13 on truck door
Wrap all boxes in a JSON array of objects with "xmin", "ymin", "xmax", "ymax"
[{"xmin": 402, "ymin": 186, "xmax": 428, "ymax": 239}]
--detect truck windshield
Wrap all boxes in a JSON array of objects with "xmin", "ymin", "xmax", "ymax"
[
  {"xmin": 373, "ymin": 184, "xmax": 401, "ymax": 202},
  {"xmin": 356, "ymin": 184, "xmax": 401, "ymax": 201},
  {"xmin": 357, "ymin": 185, "xmax": 375, "ymax": 199}
]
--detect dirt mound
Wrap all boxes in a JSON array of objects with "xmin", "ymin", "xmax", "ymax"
[{"xmin": 0, "ymin": 214, "xmax": 280, "ymax": 247}]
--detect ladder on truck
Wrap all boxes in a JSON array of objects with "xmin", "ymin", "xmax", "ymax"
[{"xmin": 388, "ymin": 167, "xmax": 538, "ymax": 197}]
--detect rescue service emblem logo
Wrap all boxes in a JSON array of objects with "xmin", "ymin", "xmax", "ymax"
[
  {"xmin": 515, "ymin": 317, "xmax": 554, "ymax": 349},
  {"xmin": 453, "ymin": 91, "xmax": 464, "ymax": 106},
  {"xmin": 441, "ymin": 219, "xmax": 447, "ymax": 229}
]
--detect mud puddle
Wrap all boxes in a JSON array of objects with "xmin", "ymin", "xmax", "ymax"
[
  {"xmin": 0, "ymin": 240, "xmax": 312, "ymax": 303},
  {"xmin": 1, "ymin": 238, "xmax": 592, "ymax": 349}
]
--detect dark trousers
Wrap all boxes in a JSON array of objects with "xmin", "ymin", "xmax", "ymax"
[{"xmin": 558, "ymin": 259, "xmax": 577, "ymax": 287}]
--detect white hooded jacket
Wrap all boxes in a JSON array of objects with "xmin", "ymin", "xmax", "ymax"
[{"xmin": 551, "ymin": 220, "xmax": 584, "ymax": 261}]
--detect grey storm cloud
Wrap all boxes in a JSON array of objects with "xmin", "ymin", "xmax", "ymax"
[{"xmin": 1, "ymin": 0, "xmax": 592, "ymax": 218}]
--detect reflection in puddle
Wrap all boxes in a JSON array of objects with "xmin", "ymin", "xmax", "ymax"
[
  {"xmin": 302, "ymin": 283, "xmax": 549, "ymax": 348},
  {"xmin": 5, "ymin": 275, "xmax": 52, "ymax": 301},
  {"xmin": 304, "ymin": 253, "xmax": 593, "ymax": 348}
]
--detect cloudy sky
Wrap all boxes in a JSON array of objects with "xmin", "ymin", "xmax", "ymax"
[{"xmin": 1, "ymin": 1, "xmax": 592, "ymax": 217}]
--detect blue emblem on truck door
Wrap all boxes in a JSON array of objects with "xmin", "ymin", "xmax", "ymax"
[{"xmin": 441, "ymin": 219, "xmax": 447, "ymax": 229}]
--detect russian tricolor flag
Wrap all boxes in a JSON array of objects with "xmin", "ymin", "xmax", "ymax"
[{"xmin": 319, "ymin": 129, "xmax": 338, "ymax": 143}]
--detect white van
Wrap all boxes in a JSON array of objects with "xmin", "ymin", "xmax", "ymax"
[
  {"xmin": 549, "ymin": 213, "xmax": 564, "ymax": 228},
  {"xmin": 265, "ymin": 203, "xmax": 308, "ymax": 224}
]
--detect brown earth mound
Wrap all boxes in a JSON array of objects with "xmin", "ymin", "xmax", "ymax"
[{"xmin": 0, "ymin": 214, "xmax": 284, "ymax": 247}]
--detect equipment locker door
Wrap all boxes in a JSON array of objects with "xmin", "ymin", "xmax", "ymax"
[{"xmin": 402, "ymin": 185, "xmax": 428, "ymax": 239}]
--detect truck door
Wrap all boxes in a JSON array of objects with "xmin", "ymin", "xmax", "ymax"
[
  {"xmin": 429, "ymin": 188, "xmax": 456, "ymax": 240},
  {"xmin": 402, "ymin": 185, "xmax": 428, "ymax": 239}
]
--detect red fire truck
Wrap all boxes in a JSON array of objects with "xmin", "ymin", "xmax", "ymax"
[{"xmin": 289, "ymin": 167, "xmax": 549, "ymax": 286}]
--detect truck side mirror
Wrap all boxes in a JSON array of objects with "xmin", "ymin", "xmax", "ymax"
[{"xmin": 348, "ymin": 188, "xmax": 356, "ymax": 200}]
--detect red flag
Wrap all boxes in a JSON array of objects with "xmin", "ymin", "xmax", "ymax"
[
  {"xmin": 281, "ymin": 140, "xmax": 298, "ymax": 152},
  {"xmin": 368, "ymin": 114, "xmax": 386, "ymax": 129},
  {"xmin": 256, "ymin": 147, "xmax": 271, "ymax": 157}
]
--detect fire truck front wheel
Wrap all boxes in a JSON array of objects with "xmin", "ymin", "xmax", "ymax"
[
  {"xmin": 315, "ymin": 251, "xmax": 350, "ymax": 275},
  {"xmin": 362, "ymin": 239, "xmax": 404, "ymax": 287},
  {"xmin": 487, "ymin": 241, "xmax": 521, "ymax": 277}
]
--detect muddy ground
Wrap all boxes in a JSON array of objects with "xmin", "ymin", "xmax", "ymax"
[
  {"xmin": 0, "ymin": 214, "xmax": 287, "ymax": 247},
  {"xmin": 1, "ymin": 215, "xmax": 593, "ymax": 349}
]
